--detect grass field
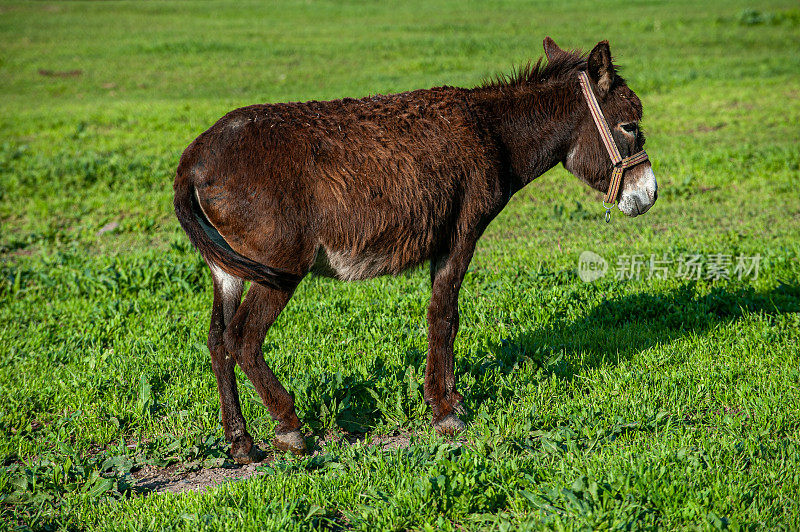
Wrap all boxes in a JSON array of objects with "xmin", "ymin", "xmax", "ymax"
[{"xmin": 1, "ymin": 0, "xmax": 799, "ymax": 529}]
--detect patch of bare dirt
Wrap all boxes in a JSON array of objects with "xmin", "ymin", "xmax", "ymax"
[
  {"xmin": 132, "ymin": 462, "xmax": 268, "ymax": 494},
  {"xmin": 38, "ymin": 69, "xmax": 82, "ymax": 78},
  {"xmin": 320, "ymin": 430, "xmax": 414, "ymax": 451},
  {"xmin": 686, "ymin": 122, "xmax": 727, "ymax": 134},
  {"xmin": 133, "ymin": 432, "xmax": 418, "ymax": 494}
]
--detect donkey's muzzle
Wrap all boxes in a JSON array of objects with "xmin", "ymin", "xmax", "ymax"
[{"xmin": 618, "ymin": 165, "xmax": 657, "ymax": 217}]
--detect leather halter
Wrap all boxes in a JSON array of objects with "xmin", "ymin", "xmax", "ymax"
[{"xmin": 577, "ymin": 70, "xmax": 649, "ymax": 223}]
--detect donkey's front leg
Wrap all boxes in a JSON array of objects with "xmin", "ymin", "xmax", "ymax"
[{"xmin": 425, "ymin": 241, "xmax": 476, "ymax": 435}]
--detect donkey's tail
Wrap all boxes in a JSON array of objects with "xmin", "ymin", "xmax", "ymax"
[{"xmin": 173, "ymin": 168, "xmax": 302, "ymax": 292}]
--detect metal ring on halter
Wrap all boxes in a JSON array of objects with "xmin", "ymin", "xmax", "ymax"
[{"xmin": 603, "ymin": 200, "xmax": 615, "ymax": 224}]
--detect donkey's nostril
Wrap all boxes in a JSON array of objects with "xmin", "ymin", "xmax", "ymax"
[{"xmin": 653, "ymin": 189, "xmax": 658, "ymax": 202}]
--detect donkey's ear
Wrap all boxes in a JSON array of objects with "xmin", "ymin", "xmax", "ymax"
[
  {"xmin": 587, "ymin": 40, "xmax": 615, "ymax": 98},
  {"xmin": 543, "ymin": 36, "xmax": 565, "ymax": 61}
]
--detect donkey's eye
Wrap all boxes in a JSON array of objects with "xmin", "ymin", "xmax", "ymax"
[{"xmin": 620, "ymin": 123, "xmax": 638, "ymax": 134}]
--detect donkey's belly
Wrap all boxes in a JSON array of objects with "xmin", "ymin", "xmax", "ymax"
[{"xmin": 310, "ymin": 247, "xmax": 399, "ymax": 281}]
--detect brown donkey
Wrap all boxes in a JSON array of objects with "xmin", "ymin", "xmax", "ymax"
[{"xmin": 174, "ymin": 38, "xmax": 657, "ymax": 461}]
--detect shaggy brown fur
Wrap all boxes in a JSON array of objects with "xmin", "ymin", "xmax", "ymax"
[{"xmin": 173, "ymin": 37, "xmax": 648, "ymax": 460}]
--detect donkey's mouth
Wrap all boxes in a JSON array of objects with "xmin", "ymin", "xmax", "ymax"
[{"xmin": 618, "ymin": 191, "xmax": 656, "ymax": 217}]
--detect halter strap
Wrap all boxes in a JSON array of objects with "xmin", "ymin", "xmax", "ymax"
[{"xmin": 577, "ymin": 70, "xmax": 649, "ymax": 210}]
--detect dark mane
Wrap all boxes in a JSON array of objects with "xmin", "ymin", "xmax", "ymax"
[{"xmin": 479, "ymin": 50, "xmax": 587, "ymax": 90}]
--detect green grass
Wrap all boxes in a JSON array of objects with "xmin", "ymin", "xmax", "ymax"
[{"xmin": 1, "ymin": 0, "xmax": 799, "ymax": 529}]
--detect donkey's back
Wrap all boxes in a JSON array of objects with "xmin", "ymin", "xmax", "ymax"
[{"xmin": 176, "ymin": 86, "xmax": 500, "ymax": 282}]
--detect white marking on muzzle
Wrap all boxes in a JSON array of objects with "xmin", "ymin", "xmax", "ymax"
[{"xmin": 618, "ymin": 164, "xmax": 657, "ymax": 217}]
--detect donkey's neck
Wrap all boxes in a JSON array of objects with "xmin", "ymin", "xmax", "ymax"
[{"xmin": 471, "ymin": 81, "xmax": 580, "ymax": 192}]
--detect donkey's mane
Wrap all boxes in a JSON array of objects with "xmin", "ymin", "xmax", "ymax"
[{"xmin": 479, "ymin": 50, "xmax": 587, "ymax": 90}]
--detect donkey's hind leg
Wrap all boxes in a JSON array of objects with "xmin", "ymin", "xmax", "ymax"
[
  {"xmin": 224, "ymin": 282, "xmax": 306, "ymax": 455},
  {"xmin": 207, "ymin": 265, "xmax": 260, "ymax": 463}
]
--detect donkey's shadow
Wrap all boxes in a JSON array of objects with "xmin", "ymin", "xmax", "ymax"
[
  {"xmin": 466, "ymin": 281, "xmax": 800, "ymax": 407},
  {"xmin": 289, "ymin": 281, "xmax": 798, "ymax": 434}
]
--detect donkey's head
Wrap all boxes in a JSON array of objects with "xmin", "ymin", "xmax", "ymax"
[{"xmin": 546, "ymin": 38, "xmax": 657, "ymax": 217}]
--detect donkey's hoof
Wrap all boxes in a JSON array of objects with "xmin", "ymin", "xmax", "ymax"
[
  {"xmin": 433, "ymin": 414, "xmax": 466, "ymax": 435},
  {"xmin": 231, "ymin": 444, "xmax": 265, "ymax": 465},
  {"xmin": 273, "ymin": 431, "xmax": 307, "ymax": 455}
]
